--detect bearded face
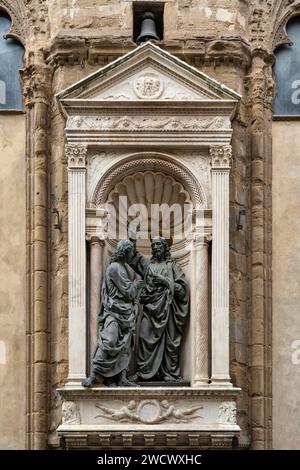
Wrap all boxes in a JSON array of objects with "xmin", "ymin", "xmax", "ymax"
[{"xmin": 151, "ymin": 239, "xmax": 165, "ymax": 260}]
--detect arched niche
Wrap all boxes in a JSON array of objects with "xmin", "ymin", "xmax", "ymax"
[
  {"xmin": 89, "ymin": 151, "xmax": 208, "ymax": 261},
  {"xmin": 91, "ymin": 153, "xmax": 207, "ymax": 209},
  {"xmin": 0, "ymin": 11, "xmax": 24, "ymax": 110},
  {"xmin": 87, "ymin": 154, "xmax": 210, "ymax": 383}
]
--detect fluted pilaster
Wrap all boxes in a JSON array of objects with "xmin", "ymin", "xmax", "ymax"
[
  {"xmin": 210, "ymin": 145, "xmax": 232, "ymax": 387},
  {"xmin": 66, "ymin": 144, "xmax": 88, "ymax": 385}
]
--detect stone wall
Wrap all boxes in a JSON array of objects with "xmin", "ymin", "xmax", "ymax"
[
  {"xmin": 47, "ymin": 0, "xmax": 249, "ymax": 40},
  {"xmin": 0, "ymin": 113, "xmax": 26, "ymax": 449}
]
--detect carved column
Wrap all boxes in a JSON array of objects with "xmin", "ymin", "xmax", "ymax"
[
  {"xmin": 246, "ymin": 49, "xmax": 274, "ymax": 449},
  {"xmin": 66, "ymin": 145, "xmax": 88, "ymax": 385},
  {"xmin": 88, "ymin": 236, "xmax": 105, "ymax": 361},
  {"xmin": 22, "ymin": 63, "xmax": 52, "ymax": 450},
  {"xmin": 210, "ymin": 145, "xmax": 232, "ymax": 387},
  {"xmin": 191, "ymin": 233, "xmax": 210, "ymax": 387}
]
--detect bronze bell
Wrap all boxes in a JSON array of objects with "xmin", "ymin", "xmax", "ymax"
[{"xmin": 137, "ymin": 12, "xmax": 159, "ymax": 43}]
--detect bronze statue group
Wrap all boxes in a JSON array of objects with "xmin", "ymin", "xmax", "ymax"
[{"xmin": 83, "ymin": 236, "xmax": 189, "ymax": 388}]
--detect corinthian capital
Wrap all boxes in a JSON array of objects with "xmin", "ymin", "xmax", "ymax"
[
  {"xmin": 66, "ymin": 145, "xmax": 88, "ymax": 169},
  {"xmin": 210, "ymin": 145, "xmax": 232, "ymax": 169},
  {"xmin": 21, "ymin": 64, "xmax": 52, "ymax": 105}
]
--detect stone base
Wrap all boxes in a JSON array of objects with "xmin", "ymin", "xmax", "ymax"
[
  {"xmin": 57, "ymin": 386, "xmax": 240, "ymax": 449},
  {"xmin": 136, "ymin": 381, "xmax": 190, "ymax": 387}
]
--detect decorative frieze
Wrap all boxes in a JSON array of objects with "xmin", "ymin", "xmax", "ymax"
[
  {"xmin": 94, "ymin": 400, "xmax": 204, "ymax": 424},
  {"xmin": 67, "ymin": 115, "xmax": 231, "ymax": 132},
  {"xmin": 57, "ymin": 387, "xmax": 240, "ymax": 449}
]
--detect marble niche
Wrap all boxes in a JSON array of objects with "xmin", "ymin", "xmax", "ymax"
[{"xmin": 56, "ymin": 42, "xmax": 241, "ymax": 449}]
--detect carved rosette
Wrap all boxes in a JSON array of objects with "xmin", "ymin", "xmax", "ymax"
[
  {"xmin": 66, "ymin": 145, "xmax": 88, "ymax": 169},
  {"xmin": 210, "ymin": 146, "xmax": 232, "ymax": 169}
]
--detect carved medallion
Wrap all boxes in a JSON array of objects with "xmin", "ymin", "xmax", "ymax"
[
  {"xmin": 94, "ymin": 400, "xmax": 203, "ymax": 424},
  {"xmin": 134, "ymin": 73, "xmax": 164, "ymax": 99}
]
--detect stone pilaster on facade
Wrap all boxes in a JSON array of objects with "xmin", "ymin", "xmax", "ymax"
[
  {"xmin": 210, "ymin": 145, "xmax": 232, "ymax": 388},
  {"xmin": 87, "ymin": 236, "xmax": 105, "ymax": 363},
  {"xmin": 21, "ymin": 60, "xmax": 53, "ymax": 450},
  {"xmin": 66, "ymin": 144, "xmax": 88, "ymax": 386},
  {"xmin": 246, "ymin": 48, "xmax": 274, "ymax": 449},
  {"xmin": 191, "ymin": 233, "xmax": 210, "ymax": 387}
]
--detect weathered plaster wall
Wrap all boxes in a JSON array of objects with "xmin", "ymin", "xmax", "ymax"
[
  {"xmin": 0, "ymin": 114, "xmax": 26, "ymax": 449},
  {"xmin": 272, "ymin": 121, "xmax": 300, "ymax": 450}
]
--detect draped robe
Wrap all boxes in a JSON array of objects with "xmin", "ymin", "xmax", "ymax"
[
  {"xmin": 92, "ymin": 261, "xmax": 137, "ymax": 378},
  {"xmin": 130, "ymin": 253, "xmax": 189, "ymax": 381}
]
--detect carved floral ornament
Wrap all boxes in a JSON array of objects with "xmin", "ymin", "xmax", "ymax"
[
  {"xmin": 67, "ymin": 115, "xmax": 231, "ymax": 132},
  {"xmin": 210, "ymin": 145, "xmax": 232, "ymax": 169},
  {"xmin": 66, "ymin": 145, "xmax": 88, "ymax": 169}
]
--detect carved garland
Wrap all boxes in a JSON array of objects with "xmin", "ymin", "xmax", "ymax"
[
  {"xmin": 93, "ymin": 156, "xmax": 206, "ymax": 208},
  {"xmin": 67, "ymin": 115, "xmax": 230, "ymax": 132}
]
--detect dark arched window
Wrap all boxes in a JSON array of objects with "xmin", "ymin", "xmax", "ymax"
[
  {"xmin": 274, "ymin": 17, "xmax": 300, "ymax": 115},
  {"xmin": 0, "ymin": 12, "xmax": 24, "ymax": 110}
]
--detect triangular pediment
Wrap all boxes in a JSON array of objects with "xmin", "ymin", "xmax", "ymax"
[{"xmin": 57, "ymin": 42, "xmax": 240, "ymax": 104}]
